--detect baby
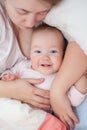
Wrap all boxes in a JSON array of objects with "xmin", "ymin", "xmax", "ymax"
[{"xmin": 1, "ymin": 24, "xmax": 87, "ymax": 129}]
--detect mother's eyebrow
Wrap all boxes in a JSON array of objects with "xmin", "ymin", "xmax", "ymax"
[
  {"xmin": 16, "ymin": 8, "xmax": 50, "ymax": 14},
  {"xmin": 16, "ymin": 8, "xmax": 31, "ymax": 13}
]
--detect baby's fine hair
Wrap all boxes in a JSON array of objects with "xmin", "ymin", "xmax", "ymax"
[{"xmin": 34, "ymin": 23, "xmax": 63, "ymax": 35}]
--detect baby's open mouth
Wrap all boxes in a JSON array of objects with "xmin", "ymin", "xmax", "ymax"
[{"xmin": 41, "ymin": 64, "xmax": 52, "ymax": 67}]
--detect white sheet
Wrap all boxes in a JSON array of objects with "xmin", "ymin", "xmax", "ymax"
[{"xmin": 44, "ymin": 0, "xmax": 87, "ymax": 55}]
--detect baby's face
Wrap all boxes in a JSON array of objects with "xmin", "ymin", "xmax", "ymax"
[{"xmin": 30, "ymin": 30, "xmax": 64, "ymax": 75}]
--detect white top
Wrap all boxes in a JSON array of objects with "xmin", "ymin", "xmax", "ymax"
[
  {"xmin": 0, "ymin": 3, "xmax": 26, "ymax": 73},
  {"xmin": 2, "ymin": 60, "xmax": 56, "ymax": 90},
  {"xmin": 44, "ymin": 0, "xmax": 87, "ymax": 55}
]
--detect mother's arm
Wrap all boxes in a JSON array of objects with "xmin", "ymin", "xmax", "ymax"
[
  {"xmin": 0, "ymin": 78, "xmax": 50, "ymax": 110},
  {"xmin": 50, "ymin": 42, "xmax": 87, "ymax": 128}
]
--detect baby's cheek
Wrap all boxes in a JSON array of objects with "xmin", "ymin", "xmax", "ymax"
[
  {"xmin": 31, "ymin": 60, "xmax": 38, "ymax": 70},
  {"xmin": 55, "ymin": 57, "xmax": 62, "ymax": 68}
]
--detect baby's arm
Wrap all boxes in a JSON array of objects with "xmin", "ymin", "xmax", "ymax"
[
  {"xmin": 68, "ymin": 75, "xmax": 87, "ymax": 107},
  {"xmin": 75, "ymin": 74, "xmax": 87, "ymax": 94}
]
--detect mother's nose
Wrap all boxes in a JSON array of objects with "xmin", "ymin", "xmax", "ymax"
[{"xmin": 24, "ymin": 14, "xmax": 37, "ymax": 28}]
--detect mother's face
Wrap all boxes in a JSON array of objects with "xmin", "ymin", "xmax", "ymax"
[{"xmin": 5, "ymin": 0, "xmax": 52, "ymax": 29}]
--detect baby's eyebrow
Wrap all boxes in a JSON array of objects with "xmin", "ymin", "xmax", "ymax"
[{"xmin": 31, "ymin": 45, "xmax": 41, "ymax": 49}]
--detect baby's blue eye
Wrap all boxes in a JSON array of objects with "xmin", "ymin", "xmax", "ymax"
[
  {"xmin": 50, "ymin": 50, "xmax": 58, "ymax": 54},
  {"xmin": 34, "ymin": 50, "xmax": 41, "ymax": 53}
]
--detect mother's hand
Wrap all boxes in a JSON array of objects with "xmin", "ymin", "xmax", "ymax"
[
  {"xmin": 12, "ymin": 78, "xmax": 50, "ymax": 111},
  {"xmin": 51, "ymin": 93, "xmax": 79, "ymax": 129}
]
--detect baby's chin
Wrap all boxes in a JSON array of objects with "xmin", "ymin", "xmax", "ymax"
[{"xmin": 38, "ymin": 70, "xmax": 54, "ymax": 76}]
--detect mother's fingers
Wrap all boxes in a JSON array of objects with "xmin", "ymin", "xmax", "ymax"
[
  {"xmin": 28, "ymin": 93, "xmax": 51, "ymax": 110},
  {"xmin": 31, "ymin": 94, "xmax": 50, "ymax": 105},
  {"xmin": 68, "ymin": 109, "xmax": 79, "ymax": 124},
  {"xmin": 23, "ymin": 78, "xmax": 50, "ymax": 97},
  {"xmin": 23, "ymin": 78, "xmax": 44, "ymax": 85},
  {"xmin": 58, "ymin": 116, "xmax": 69, "ymax": 130},
  {"xmin": 63, "ymin": 115, "xmax": 75, "ymax": 129},
  {"xmin": 30, "ymin": 101, "xmax": 50, "ymax": 110},
  {"xmin": 34, "ymin": 87, "xmax": 50, "ymax": 97},
  {"xmin": 59, "ymin": 111, "xmax": 78, "ymax": 129},
  {"xmin": 28, "ymin": 99, "xmax": 50, "ymax": 110},
  {"xmin": 19, "ymin": 79, "xmax": 50, "ymax": 109}
]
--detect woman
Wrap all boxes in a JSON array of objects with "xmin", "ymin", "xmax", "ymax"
[{"xmin": 0, "ymin": 0, "xmax": 87, "ymax": 129}]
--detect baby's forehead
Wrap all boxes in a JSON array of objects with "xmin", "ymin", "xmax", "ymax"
[
  {"xmin": 31, "ymin": 25, "xmax": 65, "ymax": 49},
  {"xmin": 32, "ymin": 28, "xmax": 64, "ymax": 46},
  {"xmin": 33, "ymin": 25, "xmax": 63, "ymax": 39}
]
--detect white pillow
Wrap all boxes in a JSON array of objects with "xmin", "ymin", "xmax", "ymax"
[{"xmin": 44, "ymin": 0, "xmax": 87, "ymax": 55}]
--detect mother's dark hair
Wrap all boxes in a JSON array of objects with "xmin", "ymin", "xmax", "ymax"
[{"xmin": 40, "ymin": 0, "xmax": 61, "ymax": 5}]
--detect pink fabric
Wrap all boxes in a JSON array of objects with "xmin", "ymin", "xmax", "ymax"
[{"xmin": 38, "ymin": 113, "xmax": 67, "ymax": 130}]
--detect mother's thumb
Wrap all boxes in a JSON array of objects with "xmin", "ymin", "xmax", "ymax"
[{"xmin": 23, "ymin": 78, "xmax": 44, "ymax": 84}]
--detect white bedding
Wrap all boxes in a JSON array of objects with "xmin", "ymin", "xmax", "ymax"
[
  {"xmin": 44, "ymin": 0, "xmax": 87, "ymax": 55},
  {"xmin": 0, "ymin": 98, "xmax": 46, "ymax": 130}
]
